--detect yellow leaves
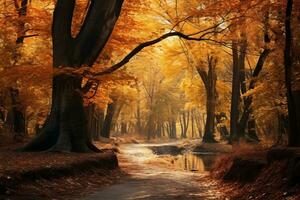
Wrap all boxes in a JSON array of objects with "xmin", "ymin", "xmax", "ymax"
[{"xmin": 180, "ymin": 76, "xmax": 206, "ymax": 110}]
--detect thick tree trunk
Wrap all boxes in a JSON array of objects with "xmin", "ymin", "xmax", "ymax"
[
  {"xmin": 22, "ymin": 74, "xmax": 95, "ymax": 152},
  {"xmin": 285, "ymin": 0, "xmax": 300, "ymax": 146},
  {"xmin": 199, "ymin": 56, "xmax": 218, "ymax": 143},
  {"xmin": 85, "ymin": 103, "xmax": 95, "ymax": 141},
  {"xmin": 203, "ymin": 94, "xmax": 216, "ymax": 142},
  {"xmin": 22, "ymin": 0, "xmax": 123, "ymax": 152}
]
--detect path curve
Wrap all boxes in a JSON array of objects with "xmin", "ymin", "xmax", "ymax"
[{"xmin": 83, "ymin": 143, "xmax": 223, "ymax": 200}]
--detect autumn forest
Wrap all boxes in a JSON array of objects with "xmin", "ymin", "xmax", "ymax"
[{"xmin": 0, "ymin": 0, "xmax": 299, "ymax": 199}]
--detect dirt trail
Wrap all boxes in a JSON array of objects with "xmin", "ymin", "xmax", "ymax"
[{"xmin": 83, "ymin": 143, "xmax": 224, "ymax": 200}]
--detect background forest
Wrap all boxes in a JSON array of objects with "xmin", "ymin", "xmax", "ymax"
[{"xmin": 0, "ymin": 0, "xmax": 299, "ymax": 148}]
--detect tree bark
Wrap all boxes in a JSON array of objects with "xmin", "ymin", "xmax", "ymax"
[
  {"xmin": 285, "ymin": 0, "xmax": 300, "ymax": 146},
  {"xmin": 237, "ymin": 49, "xmax": 270, "ymax": 140},
  {"xmin": 101, "ymin": 101, "xmax": 117, "ymax": 138},
  {"xmin": 180, "ymin": 110, "xmax": 189, "ymax": 138},
  {"xmin": 198, "ymin": 56, "xmax": 218, "ymax": 143},
  {"xmin": 230, "ymin": 41, "xmax": 241, "ymax": 142},
  {"xmin": 22, "ymin": 0, "xmax": 124, "ymax": 152},
  {"xmin": 22, "ymin": 74, "xmax": 94, "ymax": 152},
  {"xmin": 216, "ymin": 112, "xmax": 229, "ymax": 140},
  {"xmin": 6, "ymin": 88, "xmax": 25, "ymax": 140}
]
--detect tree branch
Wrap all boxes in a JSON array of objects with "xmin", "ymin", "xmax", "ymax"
[{"xmin": 86, "ymin": 31, "xmax": 228, "ymax": 78}]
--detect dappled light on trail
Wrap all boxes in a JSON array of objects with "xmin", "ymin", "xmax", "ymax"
[{"xmin": 84, "ymin": 142, "xmax": 223, "ymax": 200}]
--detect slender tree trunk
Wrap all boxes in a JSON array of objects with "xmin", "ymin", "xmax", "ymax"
[
  {"xmin": 161, "ymin": 123, "xmax": 165, "ymax": 137},
  {"xmin": 180, "ymin": 115, "xmax": 184, "ymax": 138},
  {"xmin": 216, "ymin": 112, "xmax": 229, "ymax": 140},
  {"xmin": 147, "ymin": 112, "xmax": 154, "ymax": 140},
  {"xmin": 6, "ymin": 88, "xmax": 25, "ymax": 140},
  {"xmin": 191, "ymin": 111, "xmax": 195, "ymax": 138},
  {"xmin": 230, "ymin": 41, "xmax": 241, "ymax": 142},
  {"xmin": 94, "ymin": 109, "xmax": 104, "ymax": 141},
  {"xmin": 195, "ymin": 111, "xmax": 203, "ymax": 138},
  {"xmin": 237, "ymin": 13, "xmax": 271, "ymax": 140},
  {"xmin": 136, "ymin": 101, "xmax": 142, "ymax": 134},
  {"xmin": 180, "ymin": 111, "xmax": 189, "ymax": 138},
  {"xmin": 237, "ymin": 49, "xmax": 270, "ymax": 139},
  {"xmin": 101, "ymin": 101, "xmax": 117, "ymax": 138},
  {"xmin": 121, "ymin": 122, "xmax": 127, "ymax": 134},
  {"xmin": 169, "ymin": 119, "xmax": 177, "ymax": 139}
]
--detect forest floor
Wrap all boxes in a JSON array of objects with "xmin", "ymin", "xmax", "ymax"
[
  {"xmin": 0, "ymin": 135, "xmax": 125, "ymax": 200},
  {"xmin": 1, "ymin": 134, "xmax": 299, "ymax": 200},
  {"xmin": 211, "ymin": 144, "xmax": 300, "ymax": 200}
]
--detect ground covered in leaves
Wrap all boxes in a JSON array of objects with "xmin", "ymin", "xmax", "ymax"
[
  {"xmin": 211, "ymin": 145, "xmax": 300, "ymax": 200},
  {"xmin": 0, "ymin": 135, "xmax": 126, "ymax": 200}
]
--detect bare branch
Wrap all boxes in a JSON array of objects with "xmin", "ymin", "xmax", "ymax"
[{"xmin": 87, "ymin": 32, "xmax": 228, "ymax": 78}]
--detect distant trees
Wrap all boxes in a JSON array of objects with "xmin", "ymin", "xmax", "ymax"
[
  {"xmin": 101, "ymin": 98, "xmax": 118, "ymax": 139},
  {"xmin": 1, "ymin": 0, "xmax": 299, "ymax": 148}
]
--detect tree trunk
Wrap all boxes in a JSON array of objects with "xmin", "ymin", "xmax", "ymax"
[
  {"xmin": 191, "ymin": 111, "xmax": 195, "ymax": 138},
  {"xmin": 216, "ymin": 112, "xmax": 229, "ymax": 140},
  {"xmin": 247, "ymin": 118, "xmax": 259, "ymax": 141},
  {"xmin": 169, "ymin": 119, "xmax": 177, "ymax": 139},
  {"xmin": 285, "ymin": 0, "xmax": 300, "ymax": 146},
  {"xmin": 180, "ymin": 110, "xmax": 189, "ymax": 138},
  {"xmin": 121, "ymin": 122, "xmax": 127, "ymax": 134},
  {"xmin": 230, "ymin": 41, "xmax": 241, "ymax": 142},
  {"xmin": 237, "ymin": 13, "xmax": 271, "ymax": 140},
  {"xmin": 136, "ymin": 101, "xmax": 142, "ymax": 135},
  {"xmin": 93, "ymin": 109, "xmax": 104, "ymax": 141},
  {"xmin": 6, "ymin": 88, "xmax": 25, "ymax": 140},
  {"xmin": 22, "ymin": 74, "xmax": 94, "ymax": 152},
  {"xmin": 146, "ymin": 113, "xmax": 154, "ymax": 140},
  {"xmin": 194, "ymin": 111, "xmax": 203, "ymax": 138},
  {"xmin": 101, "ymin": 101, "xmax": 117, "ymax": 138},
  {"xmin": 22, "ymin": 0, "xmax": 124, "ymax": 152},
  {"xmin": 199, "ymin": 56, "xmax": 218, "ymax": 143},
  {"xmin": 85, "ymin": 103, "xmax": 95, "ymax": 141}
]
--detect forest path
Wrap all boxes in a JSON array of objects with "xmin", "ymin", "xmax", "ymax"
[{"xmin": 83, "ymin": 142, "xmax": 223, "ymax": 200}]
